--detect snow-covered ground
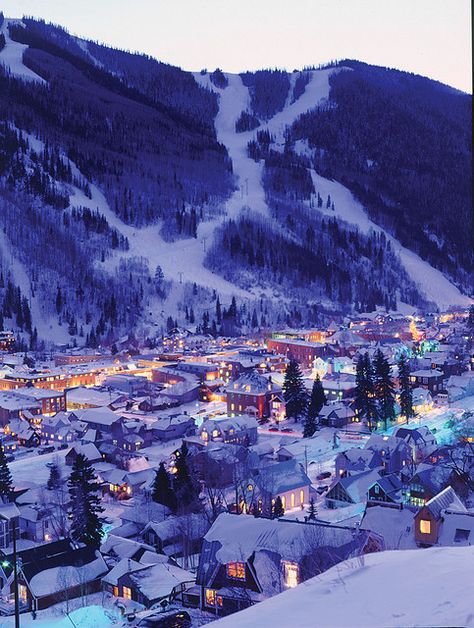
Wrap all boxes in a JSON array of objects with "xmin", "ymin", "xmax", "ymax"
[
  {"xmin": 0, "ymin": 19, "xmax": 46, "ymax": 83},
  {"xmin": 215, "ymin": 545, "xmax": 474, "ymax": 628}
]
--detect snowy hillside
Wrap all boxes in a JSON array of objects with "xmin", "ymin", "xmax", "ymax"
[{"xmin": 215, "ymin": 545, "xmax": 474, "ymax": 628}]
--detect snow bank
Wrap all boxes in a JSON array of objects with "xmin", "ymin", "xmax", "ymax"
[{"xmin": 215, "ymin": 545, "xmax": 474, "ymax": 627}]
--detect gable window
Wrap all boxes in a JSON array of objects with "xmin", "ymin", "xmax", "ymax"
[
  {"xmin": 454, "ymin": 528, "xmax": 470, "ymax": 543},
  {"xmin": 122, "ymin": 586, "xmax": 132, "ymax": 600},
  {"xmin": 226, "ymin": 562, "xmax": 245, "ymax": 580},
  {"xmin": 205, "ymin": 588, "xmax": 223, "ymax": 607},
  {"xmin": 282, "ymin": 561, "xmax": 299, "ymax": 588},
  {"xmin": 419, "ymin": 519, "xmax": 431, "ymax": 534}
]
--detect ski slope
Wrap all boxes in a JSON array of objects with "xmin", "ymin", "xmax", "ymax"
[
  {"xmin": 0, "ymin": 18, "xmax": 46, "ymax": 83},
  {"xmin": 306, "ymin": 169, "xmax": 472, "ymax": 309}
]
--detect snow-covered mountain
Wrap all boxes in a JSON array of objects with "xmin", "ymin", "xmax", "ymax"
[{"xmin": 0, "ymin": 16, "xmax": 471, "ymax": 346}]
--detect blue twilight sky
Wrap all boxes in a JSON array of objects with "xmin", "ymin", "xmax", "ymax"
[{"xmin": 1, "ymin": 0, "xmax": 471, "ymax": 92}]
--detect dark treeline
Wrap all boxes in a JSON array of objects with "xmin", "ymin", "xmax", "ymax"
[
  {"xmin": 5, "ymin": 19, "xmax": 233, "ymax": 233},
  {"xmin": 240, "ymin": 69, "xmax": 290, "ymax": 120},
  {"xmin": 290, "ymin": 61, "xmax": 473, "ymax": 291}
]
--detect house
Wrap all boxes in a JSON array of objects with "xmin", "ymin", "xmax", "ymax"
[
  {"xmin": 325, "ymin": 469, "xmax": 381, "ymax": 509},
  {"xmin": 247, "ymin": 459, "xmax": 312, "ymax": 515},
  {"xmin": 364, "ymin": 434, "xmax": 412, "ymax": 475},
  {"xmin": 414, "ymin": 486, "xmax": 468, "ymax": 547},
  {"xmin": 14, "ymin": 388, "xmax": 66, "ymax": 417},
  {"xmin": 151, "ymin": 414, "xmax": 195, "ymax": 441},
  {"xmin": 411, "ymin": 387, "xmax": 433, "ymax": 413},
  {"xmin": 367, "ymin": 474, "xmax": 403, "ymax": 505},
  {"xmin": 0, "ymin": 539, "xmax": 107, "ymax": 614},
  {"xmin": 199, "ymin": 415, "xmax": 258, "ymax": 446},
  {"xmin": 226, "ymin": 372, "xmax": 281, "ymax": 419},
  {"xmin": 104, "ymin": 556, "xmax": 194, "ymax": 608},
  {"xmin": 70, "ymin": 407, "xmax": 122, "ymax": 434},
  {"xmin": 318, "ymin": 403, "xmax": 355, "ymax": 428},
  {"xmin": 40, "ymin": 412, "xmax": 77, "ymax": 444},
  {"xmin": 394, "ymin": 426, "xmax": 437, "ymax": 464},
  {"xmin": 65, "ymin": 443, "xmax": 103, "ymax": 466},
  {"xmin": 360, "ymin": 502, "xmax": 417, "ymax": 550},
  {"xmin": 142, "ymin": 514, "xmax": 210, "ymax": 559},
  {"xmin": 192, "ymin": 443, "xmax": 249, "ymax": 488},
  {"xmin": 409, "ymin": 369, "xmax": 444, "ymax": 394},
  {"xmin": 335, "ymin": 448, "xmax": 378, "ymax": 478},
  {"xmin": 195, "ymin": 513, "xmax": 381, "ymax": 616},
  {"xmin": 405, "ymin": 464, "xmax": 460, "ymax": 507},
  {"xmin": 65, "ymin": 386, "xmax": 126, "ymax": 410},
  {"xmin": 0, "ymin": 393, "xmax": 41, "ymax": 427},
  {"xmin": 0, "ymin": 502, "xmax": 20, "ymax": 550},
  {"xmin": 320, "ymin": 375, "xmax": 357, "ymax": 403},
  {"xmin": 18, "ymin": 505, "xmax": 56, "ymax": 543},
  {"xmin": 103, "ymin": 467, "xmax": 155, "ymax": 500}
]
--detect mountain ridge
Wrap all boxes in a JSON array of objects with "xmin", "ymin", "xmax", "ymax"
[{"xmin": 0, "ymin": 15, "xmax": 471, "ymax": 347}]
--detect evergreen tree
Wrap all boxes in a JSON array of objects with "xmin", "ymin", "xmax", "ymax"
[
  {"xmin": 468, "ymin": 305, "xmax": 474, "ymax": 328},
  {"xmin": 364, "ymin": 353, "xmax": 378, "ymax": 431},
  {"xmin": 283, "ymin": 359, "xmax": 308, "ymax": 421},
  {"xmin": 304, "ymin": 375, "xmax": 326, "ymax": 437},
  {"xmin": 273, "ymin": 496, "xmax": 284, "ymax": 518},
  {"xmin": 355, "ymin": 354, "xmax": 368, "ymax": 418},
  {"xmin": 307, "ymin": 497, "xmax": 317, "ymax": 521},
  {"xmin": 47, "ymin": 463, "xmax": 62, "ymax": 491},
  {"xmin": 398, "ymin": 353, "xmax": 414, "ymax": 422},
  {"xmin": 373, "ymin": 349, "xmax": 396, "ymax": 430},
  {"xmin": 0, "ymin": 447, "xmax": 13, "ymax": 502},
  {"xmin": 68, "ymin": 454, "xmax": 104, "ymax": 546},
  {"xmin": 173, "ymin": 442, "xmax": 201, "ymax": 514},
  {"xmin": 152, "ymin": 462, "xmax": 176, "ymax": 510}
]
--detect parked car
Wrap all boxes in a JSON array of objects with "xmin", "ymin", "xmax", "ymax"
[
  {"xmin": 316, "ymin": 485, "xmax": 329, "ymax": 494},
  {"xmin": 268, "ymin": 427, "xmax": 279, "ymax": 432},
  {"xmin": 128, "ymin": 609, "xmax": 192, "ymax": 627},
  {"xmin": 317, "ymin": 471, "xmax": 331, "ymax": 481}
]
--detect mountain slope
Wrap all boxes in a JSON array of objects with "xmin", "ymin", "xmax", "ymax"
[{"xmin": 0, "ymin": 15, "xmax": 471, "ymax": 346}]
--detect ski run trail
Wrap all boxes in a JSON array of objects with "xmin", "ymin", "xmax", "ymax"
[{"xmin": 0, "ymin": 37, "xmax": 470, "ymax": 336}]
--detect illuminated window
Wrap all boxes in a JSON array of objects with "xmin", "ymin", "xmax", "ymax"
[
  {"xmin": 201, "ymin": 431, "xmax": 208, "ymax": 441},
  {"xmin": 282, "ymin": 561, "xmax": 299, "ymax": 588},
  {"xmin": 281, "ymin": 495, "xmax": 286, "ymax": 509},
  {"xmin": 300, "ymin": 489, "xmax": 304, "ymax": 505},
  {"xmin": 226, "ymin": 562, "xmax": 246, "ymax": 580},
  {"xmin": 291, "ymin": 492, "xmax": 295, "ymax": 508},
  {"xmin": 122, "ymin": 586, "xmax": 132, "ymax": 600},
  {"xmin": 19, "ymin": 584, "xmax": 28, "ymax": 603},
  {"xmin": 419, "ymin": 519, "xmax": 431, "ymax": 534},
  {"xmin": 113, "ymin": 586, "xmax": 119, "ymax": 597},
  {"xmin": 205, "ymin": 589, "xmax": 223, "ymax": 607},
  {"xmin": 212, "ymin": 429, "xmax": 219, "ymax": 438}
]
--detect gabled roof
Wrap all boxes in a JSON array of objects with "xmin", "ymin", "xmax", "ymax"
[
  {"xmin": 226, "ymin": 371, "xmax": 281, "ymax": 395},
  {"xmin": 253, "ymin": 459, "xmax": 311, "ymax": 495},
  {"xmin": 424, "ymin": 486, "xmax": 466, "ymax": 519}
]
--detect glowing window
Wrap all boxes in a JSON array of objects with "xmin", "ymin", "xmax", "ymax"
[
  {"xmin": 122, "ymin": 586, "xmax": 132, "ymax": 600},
  {"xmin": 419, "ymin": 519, "xmax": 431, "ymax": 534},
  {"xmin": 300, "ymin": 489, "xmax": 304, "ymax": 505},
  {"xmin": 226, "ymin": 562, "xmax": 245, "ymax": 580},
  {"xmin": 205, "ymin": 589, "xmax": 223, "ymax": 607},
  {"xmin": 113, "ymin": 586, "xmax": 119, "ymax": 597},
  {"xmin": 282, "ymin": 561, "xmax": 299, "ymax": 588},
  {"xmin": 212, "ymin": 429, "xmax": 219, "ymax": 438},
  {"xmin": 281, "ymin": 495, "xmax": 286, "ymax": 509},
  {"xmin": 291, "ymin": 492, "xmax": 295, "ymax": 508}
]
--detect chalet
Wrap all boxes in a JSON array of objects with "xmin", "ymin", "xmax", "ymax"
[
  {"xmin": 226, "ymin": 372, "xmax": 281, "ymax": 419},
  {"xmin": 405, "ymin": 464, "xmax": 463, "ymax": 507},
  {"xmin": 103, "ymin": 467, "xmax": 155, "ymax": 500},
  {"xmin": 414, "ymin": 486, "xmax": 468, "ymax": 547},
  {"xmin": 411, "ymin": 387, "xmax": 433, "ymax": 413},
  {"xmin": 0, "ymin": 539, "xmax": 107, "ymax": 614},
  {"xmin": 335, "ymin": 448, "xmax": 378, "ymax": 478},
  {"xmin": 199, "ymin": 415, "xmax": 258, "ymax": 446},
  {"xmin": 18, "ymin": 505, "xmax": 56, "ymax": 543},
  {"xmin": 196, "ymin": 513, "xmax": 381, "ymax": 616}
]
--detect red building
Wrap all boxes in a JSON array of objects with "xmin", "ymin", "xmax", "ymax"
[{"xmin": 226, "ymin": 371, "xmax": 281, "ymax": 419}]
